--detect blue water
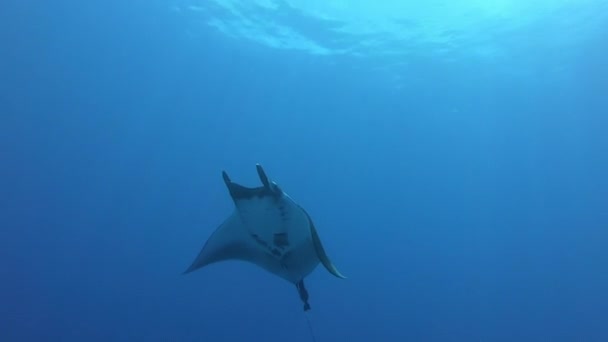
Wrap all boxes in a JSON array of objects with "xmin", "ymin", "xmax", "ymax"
[{"xmin": 2, "ymin": 0, "xmax": 607, "ymax": 341}]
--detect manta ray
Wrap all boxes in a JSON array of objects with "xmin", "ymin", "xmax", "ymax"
[{"xmin": 184, "ymin": 164, "xmax": 345, "ymax": 310}]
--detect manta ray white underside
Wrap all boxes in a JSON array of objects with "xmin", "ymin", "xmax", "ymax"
[{"xmin": 184, "ymin": 164, "xmax": 345, "ymax": 310}]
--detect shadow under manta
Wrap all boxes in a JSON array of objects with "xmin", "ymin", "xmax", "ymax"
[{"xmin": 184, "ymin": 164, "xmax": 346, "ymax": 311}]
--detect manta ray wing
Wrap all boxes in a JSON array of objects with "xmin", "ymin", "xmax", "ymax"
[{"xmin": 183, "ymin": 213, "xmax": 257, "ymax": 273}]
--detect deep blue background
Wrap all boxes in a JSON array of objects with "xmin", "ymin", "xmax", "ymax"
[{"xmin": 1, "ymin": 0, "xmax": 607, "ymax": 341}]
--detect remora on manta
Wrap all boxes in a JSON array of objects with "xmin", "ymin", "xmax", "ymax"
[{"xmin": 184, "ymin": 164, "xmax": 346, "ymax": 310}]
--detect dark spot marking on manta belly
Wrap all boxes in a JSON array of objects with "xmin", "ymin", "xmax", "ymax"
[
  {"xmin": 251, "ymin": 234, "xmax": 284, "ymax": 257},
  {"xmin": 273, "ymin": 233, "xmax": 289, "ymax": 248},
  {"xmin": 251, "ymin": 234, "xmax": 269, "ymax": 248},
  {"xmin": 249, "ymin": 233, "xmax": 289, "ymax": 258},
  {"xmin": 278, "ymin": 204, "xmax": 290, "ymax": 220}
]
